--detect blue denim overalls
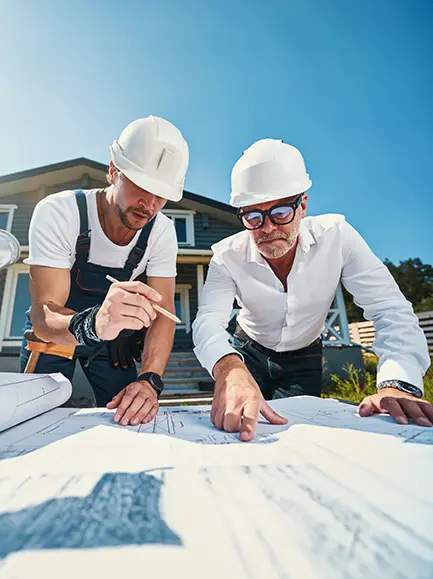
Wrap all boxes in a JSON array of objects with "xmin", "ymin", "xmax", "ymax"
[{"xmin": 20, "ymin": 190, "xmax": 155, "ymax": 406}]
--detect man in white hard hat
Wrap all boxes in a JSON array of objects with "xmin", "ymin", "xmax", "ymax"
[
  {"xmin": 192, "ymin": 139, "xmax": 432, "ymax": 441},
  {"xmin": 21, "ymin": 116, "xmax": 189, "ymax": 426}
]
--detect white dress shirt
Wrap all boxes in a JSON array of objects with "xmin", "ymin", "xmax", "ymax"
[{"xmin": 192, "ymin": 214, "xmax": 430, "ymax": 393}]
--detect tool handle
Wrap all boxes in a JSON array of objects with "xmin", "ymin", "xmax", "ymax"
[{"xmin": 24, "ymin": 351, "xmax": 41, "ymax": 374}]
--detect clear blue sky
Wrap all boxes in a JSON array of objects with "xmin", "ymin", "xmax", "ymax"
[{"xmin": 1, "ymin": 0, "xmax": 432, "ymax": 264}]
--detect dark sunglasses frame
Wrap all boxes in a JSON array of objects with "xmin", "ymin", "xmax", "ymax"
[{"xmin": 237, "ymin": 194, "xmax": 304, "ymax": 230}]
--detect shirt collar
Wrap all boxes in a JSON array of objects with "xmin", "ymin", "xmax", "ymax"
[
  {"xmin": 299, "ymin": 219, "xmax": 316, "ymax": 253},
  {"xmin": 246, "ymin": 219, "xmax": 316, "ymax": 263},
  {"xmin": 247, "ymin": 234, "xmax": 265, "ymax": 264}
]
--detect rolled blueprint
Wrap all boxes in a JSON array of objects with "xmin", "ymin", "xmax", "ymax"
[{"xmin": 0, "ymin": 373, "xmax": 72, "ymax": 432}]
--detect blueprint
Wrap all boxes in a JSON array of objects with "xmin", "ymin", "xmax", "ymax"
[
  {"xmin": 0, "ymin": 439, "xmax": 432, "ymax": 578},
  {"xmin": 1, "ymin": 395, "xmax": 432, "ymax": 461},
  {"xmin": 1, "ymin": 396, "xmax": 433, "ymax": 578},
  {"xmin": 0, "ymin": 372, "xmax": 72, "ymax": 434}
]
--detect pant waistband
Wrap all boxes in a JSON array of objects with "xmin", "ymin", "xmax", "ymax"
[{"xmin": 234, "ymin": 325, "xmax": 322, "ymax": 358}]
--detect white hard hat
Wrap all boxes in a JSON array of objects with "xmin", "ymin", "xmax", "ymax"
[
  {"xmin": 230, "ymin": 139, "xmax": 312, "ymax": 208},
  {"xmin": 110, "ymin": 116, "xmax": 189, "ymax": 202}
]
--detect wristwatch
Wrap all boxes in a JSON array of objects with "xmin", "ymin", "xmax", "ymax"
[
  {"xmin": 377, "ymin": 379, "xmax": 423, "ymax": 399},
  {"xmin": 137, "ymin": 372, "xmax": 164, "ymax": 397}
]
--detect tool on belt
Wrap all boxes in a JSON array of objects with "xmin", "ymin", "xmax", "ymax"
[{"xmin": 23, "ymin": 329, "xmax": 75, "ymax": 373}]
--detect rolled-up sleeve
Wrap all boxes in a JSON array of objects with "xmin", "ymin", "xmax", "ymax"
[
  {"xmin": 340, "ymin": 221, "xmax": 430, "ymax": 393},
  {"xmin": 192, "ymin": 256, "xmax": 242, "ymax": 376}
]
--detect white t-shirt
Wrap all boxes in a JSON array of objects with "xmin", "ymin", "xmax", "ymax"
[{"xmin": 24, "ymin": 189, "xmax": 178, "ymax": 279}]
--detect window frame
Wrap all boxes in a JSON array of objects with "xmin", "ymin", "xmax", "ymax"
[
  {"xmin": 174, "ymin": 284, "xmax": 192, "ymax": 333},
  {"xmin": 0, "ymin": 263, "xmax": 30, "ymax": 349},
  {"xmin": 0, "ymin": 204, "xmax": 18, "ymax": 232},
  {"xmin": 163, "ymin": 209, "xmax": 195, "ymax": 247}
]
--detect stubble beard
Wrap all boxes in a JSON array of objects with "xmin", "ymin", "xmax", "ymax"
[
  {"xmin": 115, "ymin": 205, "xmax": 152, "ymax": 231},
  {"xmin": 255, "ymin": 220, "xmax": 301, "ymax": 259}
]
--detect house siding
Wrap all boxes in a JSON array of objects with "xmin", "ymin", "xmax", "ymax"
[
  {"xmin": 1, "ymin": 177, "xmax": 107, "ymax": 246},
  {"xmin": 2, "ymin": 189, "xmax": 41, "ymax": 246},
  {"xmin": 193, "ymin": 213, "xmax": 240, "ymax": 248},
  {"xmin": 0, "ymin": 162, "xmax": 241, "ymax": 355}
]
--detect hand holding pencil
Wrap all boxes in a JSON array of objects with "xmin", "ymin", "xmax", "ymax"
[
  {"xmin": 106, "ymin": 275, "xmax": 180, "ymax": 323},
  {"xmin": 93, "ymin": 275, "xmax": 180, "ymax": 342}
]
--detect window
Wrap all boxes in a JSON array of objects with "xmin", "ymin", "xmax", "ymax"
[
  {"xmin": 0, "ymin": 264, "xmax": 31, "ymax": 348},
  {"xmin": 0, "ymin": 205, "xmax": 17, "ymax": 232},
  {"xmin": 163, "ymin": 210, "xmax": 195, "ymax": 246},
  {"xmin": 174, "ymin": 284, "xmax": 192, "ymax": 333}
]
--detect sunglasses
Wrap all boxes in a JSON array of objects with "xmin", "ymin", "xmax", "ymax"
[{"xmin": 237, "ymin": 194, "xmax": 304, "ymax": 230}]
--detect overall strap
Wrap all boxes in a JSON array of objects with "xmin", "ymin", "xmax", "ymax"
[
  {"xmin": 124, "ymin": 217, "xmax": 156, "ymax": 273},
  {"xmin": 74, "ymin": 190, "xmax": 91, "ymax": 263}
]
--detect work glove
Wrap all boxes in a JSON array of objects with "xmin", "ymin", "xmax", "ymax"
[{"xmin": 108, "ymin": 328, "xmax": 146, "ymax": 369}]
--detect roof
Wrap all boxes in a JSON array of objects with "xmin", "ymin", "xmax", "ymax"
[{"xmin": 0, "ymin": 157, "xmax": 236, "ymax": 215}]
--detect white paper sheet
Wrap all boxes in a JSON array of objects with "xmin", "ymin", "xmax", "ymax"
[
  {"xmin": 1, "ymin": 395, "xmax": 432, "ymax": 462},
  {"xmin": 1, "ymin": 435, "xmax": 432, "ymax": 579},
  {"xmin": 0, "ymin": 373, "xmax": 72, "ymax": 434}
]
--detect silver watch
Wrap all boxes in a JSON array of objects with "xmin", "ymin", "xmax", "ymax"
[{"xmin": 377, "ymin": 379, "xmax": 422, "ymax": 398}]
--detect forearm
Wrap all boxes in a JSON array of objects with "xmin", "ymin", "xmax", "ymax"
[
  {"xmin": 30, "ymin": 302, "xmax": 79, "ymax": 346},
  {"xmin": 139, "ymin": 315, "xmax": 176, "ymax": 375},
  {"xmin": 213, "ymin": 353, "xmax": 246, "ymax": 384}
]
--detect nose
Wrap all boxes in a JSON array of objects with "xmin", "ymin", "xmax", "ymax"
[
  {"xmin": 139, "ymin": 193, "xmax": 157, "ymax": 211},
  {"xmin": 261, "ymin": 215, "xmax": 277, "ymax": 234}
]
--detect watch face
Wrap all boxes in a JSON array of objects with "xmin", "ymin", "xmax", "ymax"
[
  {"xmin": 138, "ymin": 372, "xmax": 164, "ymax": 394},
  {"xmin": 150, "ymin": 374, "xmax": 164, "ymax": 392},
  {"xmin": 144, "ymin": 373, "xmax": 163, "ymax": 393}
]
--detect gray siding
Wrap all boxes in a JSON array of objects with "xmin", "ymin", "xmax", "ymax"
[
  {"xmin": 1, "ymin": 177, "xmax": 107, "ymax": 246},
  {"xmin": 2, "ymin": 189, "xmax": 41, "ymax": 246},
  {"xmin": 193, "ymin": 213, "xmax": 240, "ymax": 248},
  {"xmin": 44, "ymin": 176, "xmax": 107, "ymax": 197}
]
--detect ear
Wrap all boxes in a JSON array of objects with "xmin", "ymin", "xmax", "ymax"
[
  {"xmin": 300, "ymin": 194, "xmax": 308, "ymax": 218},
  {"xmin": 108, "ymin": 161, "xmax": 119, "ymax": 185}
]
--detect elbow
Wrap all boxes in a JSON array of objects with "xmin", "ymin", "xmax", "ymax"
[{"xmin": 28, "ymin": 314, "xmax": 51, "ymax": 343}]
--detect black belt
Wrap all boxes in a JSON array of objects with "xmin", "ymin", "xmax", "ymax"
[{"xmin": 234, "ymin": 324, "xmax": 322, "ymax": 359}]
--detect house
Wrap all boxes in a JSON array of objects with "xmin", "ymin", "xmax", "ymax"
[
  {"xmin": 0, "ymin": 158, "xmax": 362, "ymax": 395},
  {"xmin": 0, "ymin": 158, "xmax": 238, "ymax": 371}
]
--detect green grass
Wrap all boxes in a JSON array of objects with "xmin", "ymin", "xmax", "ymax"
[{"xmin": 323, "ymin": 356, "xmax": 433, "ymax": 404}]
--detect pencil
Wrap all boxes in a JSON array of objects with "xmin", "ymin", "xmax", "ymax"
[{"xmin": 105, "ymin": 274, "xmax": 182, "ymax": 324}]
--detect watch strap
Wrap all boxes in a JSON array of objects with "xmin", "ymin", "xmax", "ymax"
[{"xmin": 377, "ymin": 379, "xmax": 423, "ymax": 398}]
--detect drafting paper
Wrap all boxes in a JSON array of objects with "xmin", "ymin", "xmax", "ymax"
[{"xmin": 0, "ymin": 373, "xmax": 72, "ymax": 434}]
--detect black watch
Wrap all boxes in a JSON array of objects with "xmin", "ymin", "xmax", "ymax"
[{"xmin": 137, "ymin": 372, "xmax": 164, "ymax": 397}]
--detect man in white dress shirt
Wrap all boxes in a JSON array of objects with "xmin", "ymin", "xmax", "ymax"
[{"xmin": 192, "ymin": 139, "xmax": 432, "ymax": 441}]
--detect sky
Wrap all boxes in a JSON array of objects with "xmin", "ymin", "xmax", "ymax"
[{"xmin": 1, "ymin": 0, "xmax": 432, "ymax": 264}]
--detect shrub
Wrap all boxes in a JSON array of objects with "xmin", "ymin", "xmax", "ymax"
[{"xmin": 324, "ymin": 356, "xmax": 433, "ymax": 404}]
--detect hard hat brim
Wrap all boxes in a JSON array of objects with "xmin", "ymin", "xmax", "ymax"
[{"xmin": 230, "ymin": 180, "xmax": 312, "ymax": 208}]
